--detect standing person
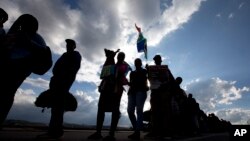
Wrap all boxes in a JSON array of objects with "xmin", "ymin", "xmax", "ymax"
[
  {"xmin": 186, "ymin": 94, "xmax": 200, "ymax": 136},
  {"xmin": 171, "ymin": 77, "xmax": 187, "ymax": 136},
  {"xmin": 88, "ymin": 48, "xmax": 119, "ymax": 140},
  {"xmin": 89, "ymin": 51, "xmax": 130, "ymax": 141},
  {"xmin": 0, "ymin": 8, "xmax": 8, "ymax": 38},
  {"xmin": 127, "ymin": 58, "xmax": 148, "ymax": 140},
  {"xmin": 146, "ymin": 55, "xmax": 175, "ymax": 138},
  {"xmin": 104, "ymin": 52, "xmax": 130, "ymax": 141},
  {"xmin": 0, "ymin": 14, "xmax": 52, "ymax": 127},
  {"xmin": 38, "ymin": 39, "xmax": 81, "ymax": 139}
]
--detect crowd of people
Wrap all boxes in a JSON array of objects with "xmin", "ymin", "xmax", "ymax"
[
  {"xmin": 0, "ymin": 8, "xmax": 231, "ymax": 141},
  {"xmin": 142, "ymin": 91, "xmax": 232, "ymax": 138},
  {"xmin": 0, "ymin": 8, "xmax": 81, "ymax": 140}
]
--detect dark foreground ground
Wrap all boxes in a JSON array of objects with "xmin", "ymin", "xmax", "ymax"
[{"xmin": 0, "ymin": 127, "xmax": 230, "ymax": 141}]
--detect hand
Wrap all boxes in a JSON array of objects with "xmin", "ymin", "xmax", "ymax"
[
  {"xmin": 115, "ymin": 49, "xmax": 120, "ymax": 53},
  {"xmin": 135, "ymin": 23, "xmax": 141, "ymax": 33}
]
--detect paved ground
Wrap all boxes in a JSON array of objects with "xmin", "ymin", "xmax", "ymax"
[{"xmin": 0, "ymin": 127, "xmax": 230, "ymax": 141}]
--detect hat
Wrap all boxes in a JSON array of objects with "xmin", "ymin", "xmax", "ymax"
[
  {"xmin": 65, "ymin": 39, "xmax": 76, "ymax": 47},
  {"xmin": 153, "ymin": 55, "xmax": 161, "ymax": 61}
]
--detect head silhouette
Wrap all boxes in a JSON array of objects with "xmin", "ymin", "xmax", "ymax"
[
  {"xmin": 0, "ymin": 8, "xmax": 8, "ymax": 27},
  {"xmin": 103, "ymin": 48, "xmax": 120, "ymax": 66},
  {"xmin": 117, "ymin": 52, "xmax": 125, "ymax": 64},
  {"xmin": 153, "ymin": 55, "xmax": 162, "ymax": 65},
  {"xmin": 176, "ymin": 77, "xmax": 183, "ymax": 85},
  {"xmin": 9, "ymin": 14, "xmax": 38, "ymax": 36},
  {"xmin": 65, "ymin": 39, "xmax": 76, "ymax": 53},
  {"xmin": 134, "ymin": 58, "xmax": 142, "ymax": 69},
  {"xmin": 188, "ymin": 93, "xmax": 193, "ymax": 98}
]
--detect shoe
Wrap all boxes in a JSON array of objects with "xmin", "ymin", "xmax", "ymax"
[
  {"xmin": 36, "ymin": 133, "xmax": 63, "ymax": 140},
  {"xmin": 103, "ymin": 135, "xmax": 116, "ymax": 141},
  {"xmin": 128, "ymin": 132, "xmax": 140, "ymax": 140},
  {"xmin": 88, "ymin": 132, "xmax": 103, "ymax": 140}
]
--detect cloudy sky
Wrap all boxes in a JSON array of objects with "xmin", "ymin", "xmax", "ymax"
[{"xmin": 1, "ymin": 0, "xmax": 250, "ymax": 126}]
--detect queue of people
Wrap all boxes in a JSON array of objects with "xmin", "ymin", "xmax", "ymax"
[{"xmin": 0, "ymin": 8, "xmax": 231, "ymax": 141}]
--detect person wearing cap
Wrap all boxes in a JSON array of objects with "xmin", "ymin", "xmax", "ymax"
[
  {"xmin": 145, "ymin": 54, "xmax": 175, "ymax": 138},
  {"xmin": 39, "ymin": 39, "xmax": 81, "ymax": 139},
  {"xmin": 0, "ymin": 8, "xmax": 8, "ymax": 37}
]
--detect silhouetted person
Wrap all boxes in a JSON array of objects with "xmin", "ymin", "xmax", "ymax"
[
  {"xmin": 0, "ymin": 8, "xmax": 8, "ymax": 38},
  {"xmin": 197, "ymin": 109, "xmax": 209, "ymax": 133},
  {"xmin": 0, "ymin": 8, "xmax": 8, "ymax": 65},
  {"xmin": 127, "ymin": 58, "xmax": 148, "ymax": 140},
  {"xmin": 90, "ymin": 52, "xmax": 130, "ymax": 141},
  {"xmin": 0, "ymin": 14, "xmax": 52, "ymax": 127},
  {"xmin": 171, "ymin": 77, "xmax": 187, "ymax": 136},
  {"xmin": 146, "ymin": 55, "xmax": 175, "ymax": 138},
  {"xmin": 103, "ymin": 48, "xmax": 120, "ymax": 67},
  {"xmin": 207, "ymin": 113, "xmax": 229, "ymax": 133},
  {"xmin": 186, "ymin": 94, "xmax": 200, "ymax": 135},
  {"xmin": 104, "ymin": 52, "xmax": 130, "ymax": 141},
  {"xmin": 88, "ymin": 48, "xmax": 119, "ymax": 140},
  {"xmin": 174, "ymin": 77, "xmax": 187, "ymax": 98},
  {"xmin": 37, "ymin": 39, "xmax": 81, "ymax": 139}
]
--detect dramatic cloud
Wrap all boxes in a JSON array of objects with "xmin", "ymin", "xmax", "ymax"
[
  {"xmin": 1, "ymin": 0, "xmax": 207, "ymax": 125},
  {"xmin": 8, "ymin": 88, "xmax": 51, "ymax": 123},
  {"xmin": 9, "ymin": 88, "xmax": 99, "ymax": 125},
  {"xmin": 64, "ymin": 90, "xmax": 97, "ymax": 125},
  {"xmin": 0, "ymin": 0, "xmax": 204, "ymax": 85},
  {"xmin": 24, "ymin": 77, "xmax": 50, "ymax": 89},
  {"xmin": 14, "ymin": 89, "xmax": 36, "ymax": 104},
  {"xmin": 145, "ymin": 0, "xmax": 204, "ymax": 46},
  {"xmin": 185, "ymin": 77, "xmax": 250, "ymax": 112},
  {"xmin": 10, "ymin": 77, "xmax": 250, "ymax": 125},
  {"xmin": 76, "ymin": 58, "xmax": 102, "ymax": 84},
  {"xmin": 215, "ymin": 108, "xmax": 250, "ymax": 124}
]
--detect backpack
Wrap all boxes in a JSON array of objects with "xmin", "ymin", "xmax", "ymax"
[
  {"xmin": 30, "ymin": 33, "xmax": 52, "ymax": 75},
  {"xmin": 31, "ymin": 46, "xmax": 52, "ymax": 75},
  {"xmin": 0, "ymin": 32, "xmax": 52, "ymax": 75}
]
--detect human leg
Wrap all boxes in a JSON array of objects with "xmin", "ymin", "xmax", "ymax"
[
  {"xmin": 150, "ymin": 90, "xmax": 162, "ymax": 135},
  {"xmin": 135, "ymin": 91, "xmax": 147, "ymax": 131},
  {"xmin": 128, "ymin": 92, "xmax": 147, "ymax": 140},
  {"xmin": 87, "ymin": 107, "xmax": 104, "ymax": 140},
  {"xmin": 127, "ymin": 93, "xmax": 141, "ymax": 140},
  {"xmin": 96, "ymin": 108, "xmax": 105, "ymax": 133},
  {"xmin": 48, "ymin": 105, "xmax": 64, "ymax": 137},
  {"xmin": 127, "ymin": 94, "xmax": 136, "ymax": 130},
  {"xmin": 108, "ymin": 92, "xmax": 122, "ymax": 137}
]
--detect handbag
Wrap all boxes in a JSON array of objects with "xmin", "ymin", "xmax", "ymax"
[{"xmin": 35, "ymin": 89, "xmax": 78, "ymax": 112}]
